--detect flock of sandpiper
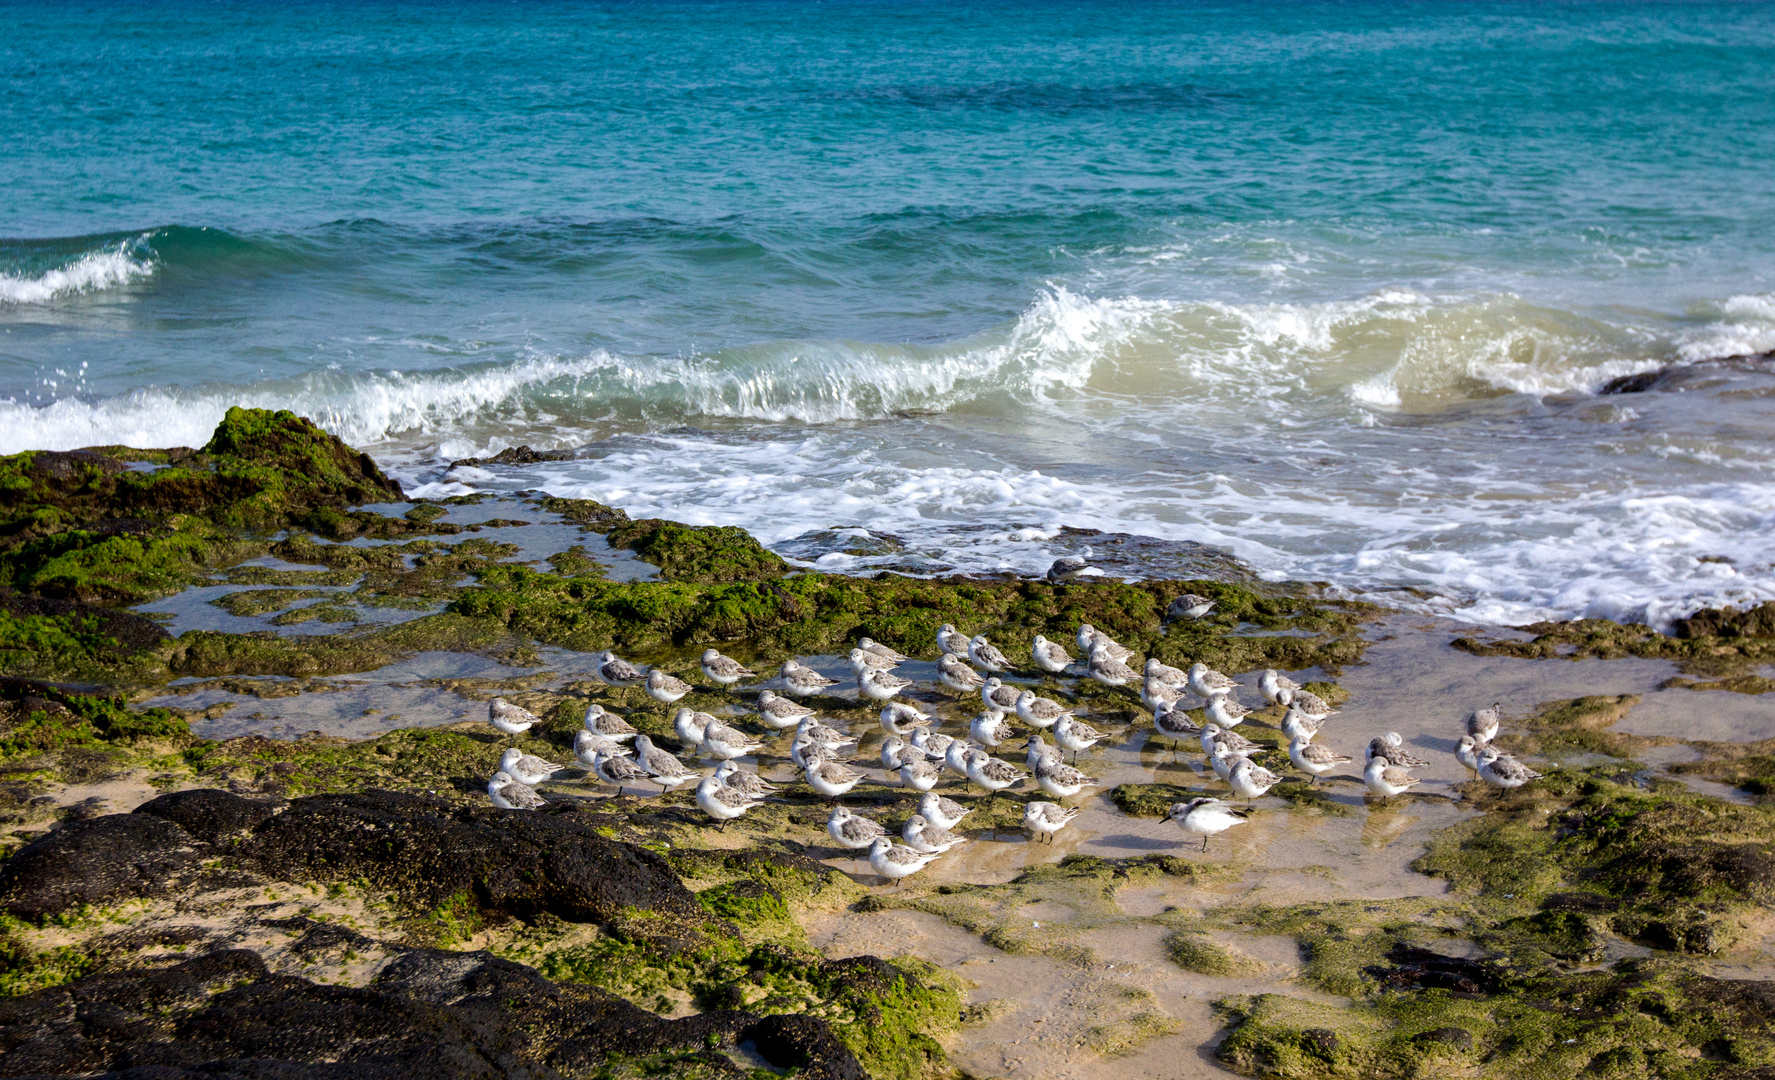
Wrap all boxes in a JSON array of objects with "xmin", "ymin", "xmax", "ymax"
[{"xmin": 483, "ymin": 592, "xmax": 1544, "ymax": 886}]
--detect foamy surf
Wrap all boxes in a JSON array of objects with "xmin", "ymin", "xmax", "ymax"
[{"xmin": 0, "ymin": 247, "xmax": 153, "ymax": 305}]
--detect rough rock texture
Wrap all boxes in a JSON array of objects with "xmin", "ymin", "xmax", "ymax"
[
  {"xmin": 0, "ymin": 816, "xmax": 208, "ymax": 920},
  {"xmin": 134, "ymin": 788, "xmax": 280, "ymax": 846}
]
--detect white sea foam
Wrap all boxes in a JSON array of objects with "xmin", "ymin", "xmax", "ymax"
[{"xmin": 0, "ymin": 248, "xmax": 153, "ymax": 304}]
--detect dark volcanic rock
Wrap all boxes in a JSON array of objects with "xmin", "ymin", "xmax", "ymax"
[
  {"xmin": 0, "ymin": 815, "xmax": 207, "ymax": 920},
  {"xmin": 1364, "ymin": 945, "xmax": 1501, "ymax": 996},
  {"xmin": 0, "ymin": 592, "xmax": 172, "ymax": 653},
  {"xmin": 1674, "ymin": 600, "xmax": 1775, "ymax": 640},
  {"xmin": 741, "ymin": 1013, "xmax": 869, "ymax": 1080},
  {"xmin": 134, "ymin": 789, "xmax": 282, "ymax": 846}
]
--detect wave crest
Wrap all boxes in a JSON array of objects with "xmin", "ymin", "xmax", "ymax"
[{"xmin": 0, "ymin": 246, "xmax": 154, "ymax": 305}]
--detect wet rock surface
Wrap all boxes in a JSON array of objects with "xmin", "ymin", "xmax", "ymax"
[{"xmin": 0, "ymin": 815, "xmax": 207, "ymax": 920}]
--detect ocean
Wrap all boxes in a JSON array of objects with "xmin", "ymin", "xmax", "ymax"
[{"xmin": 5, "ymin": 0, "xmax": 1775, "ymax": 628}]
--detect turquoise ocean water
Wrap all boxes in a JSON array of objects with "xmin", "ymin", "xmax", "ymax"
[{"xmin": 5, "ymin": 1, "xmax": 1775, "ymax": 625}]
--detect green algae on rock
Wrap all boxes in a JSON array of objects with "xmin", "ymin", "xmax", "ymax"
[{"xmin": 1452, "ymin": 611, "xmax": 1775, "ymax": 680}]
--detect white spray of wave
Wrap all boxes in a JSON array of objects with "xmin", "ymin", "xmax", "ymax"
[
  {"xmin": 1674, "ymin": 292, "xmax": 1775, "ymax": 362},
  {"xmin": 0, "ymin": 249, "xmax": 154, "ymax": 305}
]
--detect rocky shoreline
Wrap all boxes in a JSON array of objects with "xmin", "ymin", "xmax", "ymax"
[{"xmin": 1, "ymin": 409, "xmax": 1773, "ymax": 1079}]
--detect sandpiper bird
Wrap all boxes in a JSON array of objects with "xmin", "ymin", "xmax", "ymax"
[
  {"xmin": 715, "ymin": 759, "xmax": 777, "ymax": 798},
  {"xmin": 583, "ymin": 703, "xmax": 638, "ymax": 741},
  {"xmin": 858, "ymin": 666, "xmax": 911, "ymax": 701},
  {"xmin": 1023, "ymin": 732, "xmax": 1059, "ymax": 769},
  {"xmin": 499, "ymin": 747, "xmax": 564, "ymax": 787},
  {"xmin": 879, "ymin": 702, "xmax": 935, "ymax": 736},
  {"xmin": 867, "ymin": 836, "xmax": 938, "ymax": 887},
  {"xmin": 945, "ymin": 738, "xmax": 977, "ymax": 778},
  {"xmin": 592, "ymin": 749, "xmax": 650, "ymax": 796},
  {"xmin": 574, "ymin": 729, "xmax": 630, "ymax": 766},
  {"xmin": 899, "ymin": 755, "xmax": 943, "ymax": 792},
  {"xmin": 1288, "ymin": 736, "xmax": 1351, "ymax": 784},
  {"xmin": 982, "ymin": 677, "xmax": 1022, "ymax": 716},
  {"xmin": 1277, "ymin": 686, "xmax": 1336, "ymax": 720},
  {"xmin": 696, "ymin": 773, "xmax": 763, "ymax": 824},
  {"xmin": 701, "ymin": 649, "xmax": 755, "ymax": 686},
  {"xmin": 1280, "ymin": 704, "xmax": 1326, "ymax": 744},
  {"xmin": 789, "ymin": 732, "xmax": 833, "ymax": 770},
  {"xmin": 700, "ymin": 718, "xmax": 764, "ymax": 761},
  {"xmin": 594, "ymin": 650, "xmax": 646, "ymax": 687},
  {"xmin": 1076, "ymin": 624, "xmax": 1132, "ymax": 662},
  {"xmin": 1046, "ymin": 555, "xmax": 1092, "ymax": 584},
  {"xmin": 488, "ymin": 770, "xmax": 546, "ymax": 810},
  {"xmin": 1145, "ymin": 657, "xmax": 1189, "ymax": 687},
  {"xmin": 938, "ymin": 653, "xmax": 986, "ymax": 693},
  {"xmin": 848, "ymin": 646, "xmax": 897, "ymax": 675},
  {"xmin": 936, "ymin": 623, "xmax": 971, "ymax": 658},
  {"xmin": 1169, "ymin": 798, "xmax": 1247, "ymax": 851},
  {"xmin": 1229, "ymin": 758, "xmax": 1283, "ymax": 799},
  {"xmin": 969, "ymin": 635, "xmax": 1013, "ymax": 672},
  {"xmin": 1206, "ymin": 696, "xmax": 1254, "ymax": 729},
  {"xmin": 910, "ymin": 727, "xmax": 955, "ymax": 761},
  {"xmin": 1034, "ymin": 757, "xmax": 1097, "ymax": 799},
  {"xmin": 919, "ymin": 790, "xmax": 971, "ymax": 831},
  {"xmin": 488, "ymin": 698, "xmax": 540, "ymax": 735},
  {"xmin": 1153, "ymin": 700, "xmax": 1203, "ymax": 747},
  {"xmin": 903, "ymin": 813, "xmax": 962, "ymax": 854},
  {"xmin": 631, "ymin": 735, "xmax": 699, "ymax": 792},
  {"xmin": 1209, "ymin": 743, "xmax": 1248, "ymax": 782},
  {"xmin": 1202, "ymin": 723, "xmax": 1261, "ymax": 758},
  {"xmin": 1015, "ymin": 689, "xmax": 1070, "ymax": 729},
  {"xmin": 1476, "ymin": 746, "xmax": 1541, "ymax": 794},
  {"xmin": 1187, "ymin": 662, "xmax": 1237, "ymax": 700},
  {"xmin": 1167, "ymin": 593, "xmax": 1217, "ymax": 621},
  {"xmin": 756, "ymin": 689, "xmax": 815, "ymax": 729},
  {"xmin": 795, "ymin": 715, "xmax": 851, "ymax": 750},
  {"xmin": 1087, "ymin": 645, "xmax": 1140, "ymax": 688},
  {"xmin": 782, "ymin": 659, "xmax": 838, "ymax": 697},
  {"xmin": 1023, "ymin": 801, "xmax": 1079, "ymax": 843},
  {"xmin": 970, "ymin": 711, "xmax": 1015, "ymax": 748},
  {"xmin": 1141, "ymin": 677, "xmax": 1188, "ymax": 713},
  {"xmin": 805, "ymin": 758, "xmax": 866, "ymax": 800},
  {"xmin": 1052, "ymin": 715, "xmax": 1107, "ymax": 761},
  {"xmin": 1365, "ymin": 732, "xmax": 1430, "ymax": 768},
  {"xmin": 1031, "ymin": 634, "xmax": 1073, "ymax": 674},
  {"xmin": 828, "ymin": 805, "xmax": 888, "ymax": 851},
  {"xmin": 1454, "ymin": 735, "xmax": 1486, "ymax": 778},
  {"xmin": 1467, "ymin": 702, "xmax": 1502, "ymax": 744},
  {"xmin": 858, "ymin": 637, "xmax": 909, "ymax": 665},
  {"xmin": 964, "ymin": 748, "xmax": 1026, "ymax": 794},
  {"xmin": 1258, "ymin": 668, "xmax": 1301, "ymax": 706},
  {"xmin": 1363, "ymin": 754, "xmax": 1422, "ymax": 801},
  {"xmin": 646, "ymin": 668, "xmax": 694, "ymax": 704},
  {"xmin": 674, "ymin": 706, "xmax": 716, "ymax": 748},
  {"xmin": 880, "ymin": 735, "xmax": 918, "ymax": 770}
]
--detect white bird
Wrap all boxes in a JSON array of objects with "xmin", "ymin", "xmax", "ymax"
[
  {"xmin": 858, "ymin": 637, "xmax": 909, "ymax": 664},
  {"xmin": 879, "ymin": 702, "xmax": 935, "ymax": 736},
  {"xmin": 1144, "ymin": 657, "xmax": 1189, "ymax": 687},
  {"xmin": 1288, "ymin": 737, "xmax": 1351, "ymax": 784},
  {"xmin": 488, "ymin": 698, "xmax": 540, "ymax": 735},
  {"xmin": 715, "ymin": 759, "xmax": 777, "ymax": 798},
  {"xmin": 919, "ymin": 790, "xmax": 971, "ymax": 832},
  {"xmin": 1280, "ymin": 705, "xmax": 1326, "ymax": 744},
  {"xmin": 867, "ymin": 836, "xmax": 938, "ymax": 887},
  {"xmin": 902, "ymin": 813, "xmax": 962, "ymax": 854},
  {"xmin": 898, "ymin": 756, "xmax": 943, "ymax": 792},
  {"xmin": 631, "ymin": 735, "xmax": 699, "ymax": 792},
  {"xmin": 857, "ymin": 666, "xmax": 911, "ymax": 702},
  {"xmin": 936, "ymin": 623, "xmax": 971, "ymax": 658},
  {"xmin": 696, "ymin": 774, "xmax": 763, "ymax": 823},
  {"xmin": 1258, "ymin": 669, "xmax": 1300, "ymax": 706},
  {"xmin": 756, "ymin": 689, "xmax": 814, "ymax": 729},
  {"xmin": 1476, "ymin": 746, "xmax": 1541, "ymax": 794},
  {"xmin": 1022, "ymin": 801, "xmax": 1079, "ymax": 844},
  {"xmin": 1014, "ymin": 689, "xmax": 1070, "ymax": 729},
  {"xmin": 487, "ymin": 770, "xmax": 546, "ymax": 810},
  {"xmin": 645, "ymin": 668, "xmax": 694, "ymax": 704},
  {"xmin": 1277, "ymin": 686, "xmax": 1336, "ymax": 720},
  {"xmin": 1053, "ymin": 715, "xmax": 1107, "ymax": 762},
  {"xmin": 574, "ymin": 729, "xmax": 631, "ymax": 766},
  {"xmin": 1034, "ymin": 757, "xmax": 1097, "ymax": 799},
  {"xmin": 781, "ymin": 659, "xmax": 838, "ymax": 697},
  {"xmin": 498, "ymin": 747, "xmax": 564, "ymax": 787},
  {"xmin": 1205, "ymin": 696, "xmax": 1254, "ymax": 728},
  {"xmin": 937, "ymin": 653, "xmax": 986, "ymax": 694},
  {"xmin": 1141, "ymin": 677, "xmax": 1188, "ymax": 713},
  {"xmin": 701, "ymin": 648, "xmax": 755, "ymax": 686},
  {"xmin": 1169, "ymin": 798, "xmax": 1247, "ymax": 852},
  {"xmin": 828, "ymin": 805, "xmax": 888, "ymax": 851},
  {"xmin": 582, "ymin": 703, "xmax": 637, "ymax": 741},
  {"xmin": 848, "ymin": 647, "xmax": 897, "ymax": 675},
  {"xmin": 1201, "ymin": 723, "xmax": 1260, "ymax": 759},
  {"xmin": 1187, "ymin": 662, "xmax": 1237, "ymax": 700},
  {"xmin": 944, "ymin": 737, "xmax": 977, "ymax": 778},
  {"xmin": 674, "ymin": 707, "xmax": 716, "ymax": 748},
  {"xmin": 1046, "ymin": 555, "xmax": 1092, "ymax": 584},
  {"xmin": 880, "ymin": 735, "xmax": 918, "ymax": 770},
  {"xmin": 1031, "ymin": 634, "xmax": 1072, "ymax": 674},
  {"xmin": 1210, "ymin": 743, "xmax": 1248, "ymax": 782},
  {"xmin": 982, "ymin": 677, "xmax": 1021, "ymax": 715},
  {"xmin": 789, "ymin": 732, "xmax": 833, "ymax": 770},
  {"xmin": 795, "ymin": 716, "xmax": 851, "ymax": 749},
  {"xmin": 968, "ymin": 635, "xmax": 1013, "ymax": 672},
  {"xmin": 1153, "ymin": 700, "xmax": 1202, "ymax": 746},
  {"xmin": 1363, "ymin": 755, "xmax": 1422, "ymax": 800},
  {"xmin": 1229, "ymin": 758, "xmax": 1283, "ymax": 799},
  {"xmin": 969, "ymin": 711, "xmax": 1015, "ymax": 748},
  {"xmin": 1086, "ymin": 645, "xmax": 1140, "ymax": 688},
  {"xmin": 592, "ymin": 750, "xmax": 650, "ymax": 797},
  {"xmin": 964, "ymin": 749, "xmax": 1025, "ymax": 793},
  {"xmin": 805, "ymin": 758, "xmax": 866, "ymax": 799},
  {"xmin": 1467, "ymin": 703, "xmax": 1502, "ymax": 744},
  {"xmin": 1455, "ymin": 735, "xmax": 1486, "ymax": 778},
  {"xmin": 1167, "ymin": 593, "xmax": 1217, "ymax": 622},
  {"xmin": 1075, "ymin": 624, "xmax": 1132, "ymax": 662},
  {"xmin": 594, "ymin": 651, "xmax": 646, "ymax": 687},
  {"xmin": 1365, "ymin": 732, "xmax": 1431, "ymax": 768},
  {"xmin": 1023, "ymin": 733, "xmax": 1059, "ymax": 769},
  {"xmin": 701, "ymin": 719, "xmax": 764, "ymax": 761},
  {"xmin": 910, "ymin": 727, "xmax": 955, "ymax": 761}
]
